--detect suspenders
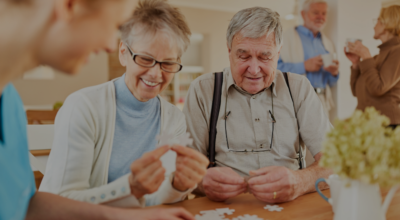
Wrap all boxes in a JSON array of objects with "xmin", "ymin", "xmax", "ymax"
[{"xmin": 207, "ymin": 72, "xmax": 305, "ymax": 169}]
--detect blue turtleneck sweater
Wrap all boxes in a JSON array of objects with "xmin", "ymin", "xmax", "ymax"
[{"xmin": 108, "ymin": 74, "xmax": 161, "ymax": 183}]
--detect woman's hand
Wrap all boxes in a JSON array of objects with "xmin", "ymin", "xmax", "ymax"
[
  {"xmin": 347, "ymin": 41, "xmax": 372, "ymax": 60},
  {"xmin": 344, "ymin": 47, "xmax": 361, "ymax": 69},
  {"xmin": 129, "ymin": 145, "xmax": 170, "ymax": 199},
  {"xmin": 171, "ymin": 145, "xmax": 209, "ymax": 192}
]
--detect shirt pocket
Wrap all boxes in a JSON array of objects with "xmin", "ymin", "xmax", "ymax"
[{"xmin": 274, "ymin": 116, "xmax": 299, "ymax": 159}]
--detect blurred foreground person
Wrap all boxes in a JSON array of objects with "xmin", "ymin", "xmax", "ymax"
[
  {"xmin": 40, "ymin": 0, "xmax": 208, "ymax": 208},
  {"xmin": 346, "ymin": 5, "xmax": 400, "ymax": 128},
  {"xmin": 0, "ymin": 0, "xmax": 193, "ymax": 219}
]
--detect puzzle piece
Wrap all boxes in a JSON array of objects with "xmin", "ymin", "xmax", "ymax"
[
  {"xmin": 177, "ymin": 132, "xmax": 193, "ymax": 146},
  {"xmin": 264, "ymin": 204, "xmax": 284, "ymax": 212},
  {"xmin": 232, "ymin": 214, "xmax": 264, "ymax": 220},
  {"xmin": 156, "ymin": 132, "xmax": 175, "ymax": 147},
  {"xmin": 215, "ymin": 208, "xmax": 235, "ymax": 215},
  {"xmin": 156, "ymin": 132, "xmax": 193, "ymax": 147}
]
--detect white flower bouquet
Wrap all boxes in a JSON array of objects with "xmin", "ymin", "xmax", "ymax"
[{"xmin": 320, "ymin": 107, "xmax": 400, "ymax": 187}]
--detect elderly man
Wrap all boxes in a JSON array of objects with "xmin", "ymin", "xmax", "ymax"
[
  {"xmin": 183, "ymin": 6, "xmax": 332, "ymax": 203},
  {"xmin": 278, "ymin": 0, "xmax": 339, "ymax": 118}
]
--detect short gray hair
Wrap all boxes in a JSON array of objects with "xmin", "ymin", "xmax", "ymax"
[
  {"xmin": 226, "ymin": 7, "xmax": 283, "ymax": 51},
  {"xmin": 120, "ymin": 0, "xmax": 191, "ymax": 57},
  {"xmin": 302, "ymin": 0, "xmax": 328, "ymax": 12}
]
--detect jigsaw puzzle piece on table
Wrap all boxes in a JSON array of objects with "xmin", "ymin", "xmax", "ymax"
[
  {"xmin": 264, "ymin": 204, "xmax": 284, "ymax": 212},
  {"xmin": 231, "ymin": 214, "xmax": 264, "ymax": 220},
  {"xmin": 215, "ymin": 208, "xmax": 235, "ymax": 215}
]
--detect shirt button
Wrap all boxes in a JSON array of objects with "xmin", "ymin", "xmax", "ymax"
[
  {"xmin": 252, "ymin": 96, "xmax": 256, "ymax": 99},
  {"xmin": 260, "ymin": 144, "xmax": 263, "ymax": 148},
  {"xmin": 111, "ymin": 190, "xmax": 116, "ymax": 196},
  {"xmin": 90, "ymin": 196, "xmax": 96, "ymax": 202},
  {"xmin": 101, "ymin": 194, "xmax": 106, "ymax": 199},
  {"xmin": 121, "ymin": 187, "xmax": 126, "ymax": 193}
]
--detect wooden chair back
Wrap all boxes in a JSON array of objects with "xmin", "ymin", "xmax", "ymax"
[{"xmin": 26, "ymin": 110, "xmax": 58, "ymax": 124}]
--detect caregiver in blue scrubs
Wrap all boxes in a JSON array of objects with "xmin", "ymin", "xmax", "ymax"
[{"xmin": 0, "ymin": 0, "xmax": 193, "ymax": 219}]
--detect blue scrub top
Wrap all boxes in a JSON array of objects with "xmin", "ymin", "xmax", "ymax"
[{"xmin": 0, "ymin": 84, "xmax": 36, "ymax": 220}]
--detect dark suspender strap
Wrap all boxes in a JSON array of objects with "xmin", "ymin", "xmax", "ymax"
[
  {"xmin": 283, "ymin": 72, "xmax": 304, "ymax": 169},
  {"xmin": 208, "ymin": 72, "xmax": 223, "ymax": 168}
]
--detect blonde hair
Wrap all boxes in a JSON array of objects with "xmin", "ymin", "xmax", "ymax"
[
  {"xmin": 120, "ymin": 0, "xmax": 191, "ymax": 57},
  {"xmin": 379, "ymin": 5, "xmax": 400, "ymax": 36}
]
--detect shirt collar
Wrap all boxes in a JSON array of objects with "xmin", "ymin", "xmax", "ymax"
[
  {"xmin": 296, "ymin": 25, "xmax": 321, "ymax": 39},
  {"xmin": 378, "ymin": 36, "xmax": 400, "ymax": 50},
  {"xmin": 226, "ymin": 67, "xmax": 277, "ymax": 97}
]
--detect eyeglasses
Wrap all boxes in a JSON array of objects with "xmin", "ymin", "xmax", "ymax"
[
  {"xmin": 124, "ymin": 43, "xmax": 183, "ymax": 73},
  {"xmin": 224, "ymin": 86, "xmax": 276, "ymax": 153}
]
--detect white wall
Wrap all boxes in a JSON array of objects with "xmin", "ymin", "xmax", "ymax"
[
  {"xmin": 12, "ymin": 52, "xmax": 109, "ymax": 105},
  {"xmin": 324, "ymin": 0, "xmax": 381, "ymax": 119}
]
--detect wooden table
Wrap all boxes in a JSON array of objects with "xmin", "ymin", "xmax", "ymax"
[{"xmin": 155, "ymin": 189, "xmax": 400, "ymax": 219}]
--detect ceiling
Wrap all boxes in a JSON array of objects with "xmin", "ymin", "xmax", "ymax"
[
  {"xmin": 170, "ymin": 0, "xmax": 395, "ymax": 18},
  {"xmin": 169, "ymin": 0, "xmax": 297, "ymax": 17}
]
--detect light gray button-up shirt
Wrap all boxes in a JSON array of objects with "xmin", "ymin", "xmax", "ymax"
[{"xmin": 183, "ymin": 67, "xmax": 331, "ymax": 176}]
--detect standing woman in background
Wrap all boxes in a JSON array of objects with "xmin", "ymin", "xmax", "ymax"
[
  {"xmin": 0, "ymin": 0, "xmax": 193, "ymax": 220},
  {"xmin": 346, "ymin": 5, "xmax": 400, "ymax": 128}
]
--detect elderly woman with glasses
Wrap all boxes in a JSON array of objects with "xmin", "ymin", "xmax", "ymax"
[
  {"xmin": 39, "ymin": 0, "xmax": 208, "ymax": 208},
  {"xmin": 346, "ymin": 5, "xmax": 400, "ymax": 128}
]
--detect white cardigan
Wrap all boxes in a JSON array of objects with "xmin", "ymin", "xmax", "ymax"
[{"xmin": 39, "ymin": 79, "xmax": 192, "ymax": 207}]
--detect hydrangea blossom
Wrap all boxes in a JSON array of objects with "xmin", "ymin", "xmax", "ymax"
[{"xmin": 320, "ymin": 107, "xmax": 400, "ymax": 187}]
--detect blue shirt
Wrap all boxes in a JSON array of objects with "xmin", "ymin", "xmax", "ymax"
[
  {"xmin": 108, "ymin": 75, "xmax": 161, "ymax": 183},
  {"xmin": 0, "ymin": 84, "xmax": 36, "ymax": 220},
  {"xmin": 277, "ymin": 25, "xmax": 339, "ymax": 88}
]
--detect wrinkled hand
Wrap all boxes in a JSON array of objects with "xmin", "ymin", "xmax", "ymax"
[
  {"xmin": 171, "ymin": 145, "xmax": 209, "ymax": 191},
  {"xmin": 202, "ymin": 167, "xmax": 247, "ymax": 202},
  {"xmin": 117, "ymin": 207, "xmax": 194, "ymax": 220},
  {"xmin": 304, "ymin": 55, "xmax": 323, "ymax": 72},
  {"xmin": 129, "ymin": 145, "xmax": 170, "ymax": 199},
  {"xmin": 344, "ymin": 47, "xmax": 361, "ymax": 69},
  {"xmin": 323, "ymin": 60, "xmax": 339, "ymax": 76},
  {"xmin": 347, "ymin": 41, "xmax": 372, "ymax": 60},
  {"xmin": 248, "ymin": 166, "xmax": 300, "ymax": 203}
]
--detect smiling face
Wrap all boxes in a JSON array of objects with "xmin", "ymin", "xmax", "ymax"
[
  {"xmin": 38, "ymin": 0, "xmax": 138, "ymax": 74},
  {"xmin": 302, "ymin": 2, "xmax": 327, "ymax": 33},
  {"xmin": 228, "ymin": 32, "xmax": 280, "ymax": 94},
  {"xmin": 119, "ymin": 32, "xmax": 179, "ymax": 102}
]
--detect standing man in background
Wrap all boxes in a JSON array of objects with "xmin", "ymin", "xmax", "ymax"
[{"xmin": 278, "ymin": 0, "xmax": 339, "ymax": 119}]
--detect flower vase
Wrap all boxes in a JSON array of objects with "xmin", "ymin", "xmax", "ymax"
[{"xmin": 334, "ymin": 179, "xmax": 398, "ymax": 220}]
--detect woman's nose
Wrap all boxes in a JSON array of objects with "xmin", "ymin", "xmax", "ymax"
[{"xmin": 147, "ymin": 63, "xmax": 163, "ymax": 79}]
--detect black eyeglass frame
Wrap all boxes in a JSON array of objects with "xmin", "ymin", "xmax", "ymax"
[
  {"xmin": 124, "ymin": 43, "xmax": 183, "ymax": 73},
  {"xmin": 224, "ymin": 86, "xmax": 276, "ymax": 153}
]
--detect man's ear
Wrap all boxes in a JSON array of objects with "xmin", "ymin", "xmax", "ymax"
[
  {"xmin": 301, "ymin": 10, "xmax": 306, "ymax": 21},
  {"xmin": 119, "ymin": 41, "xmax": 127, "ymax": 67},
  {"xmin": 227, "ymin": 43, "xmax": 231, "ymax": 54},
  {"xmin": 53, "ymin": 0, "xmax": 76, "ymax": 22}
]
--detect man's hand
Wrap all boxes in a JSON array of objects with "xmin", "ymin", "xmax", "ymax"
[
  {"xmin": 202, "ymin": 167, "xmax": 247, "ymax": 202},
  {"xmin": 129, "ymin": 145, "xmax": 170, "ymax": 199},
  {"xmin": 323, "ymin": 60, "xmax": 339, "ymax": 76},
  {"xmin": 171, "ymin": 145, "xmax": 209, "ymax": 191},
  {"xmin": 247, "ymin": 166, "xmax": 301, "ymax": 203},
  {"xmin": 304, "ymin": 55, "xmax": 323, "ymax": 72}
]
